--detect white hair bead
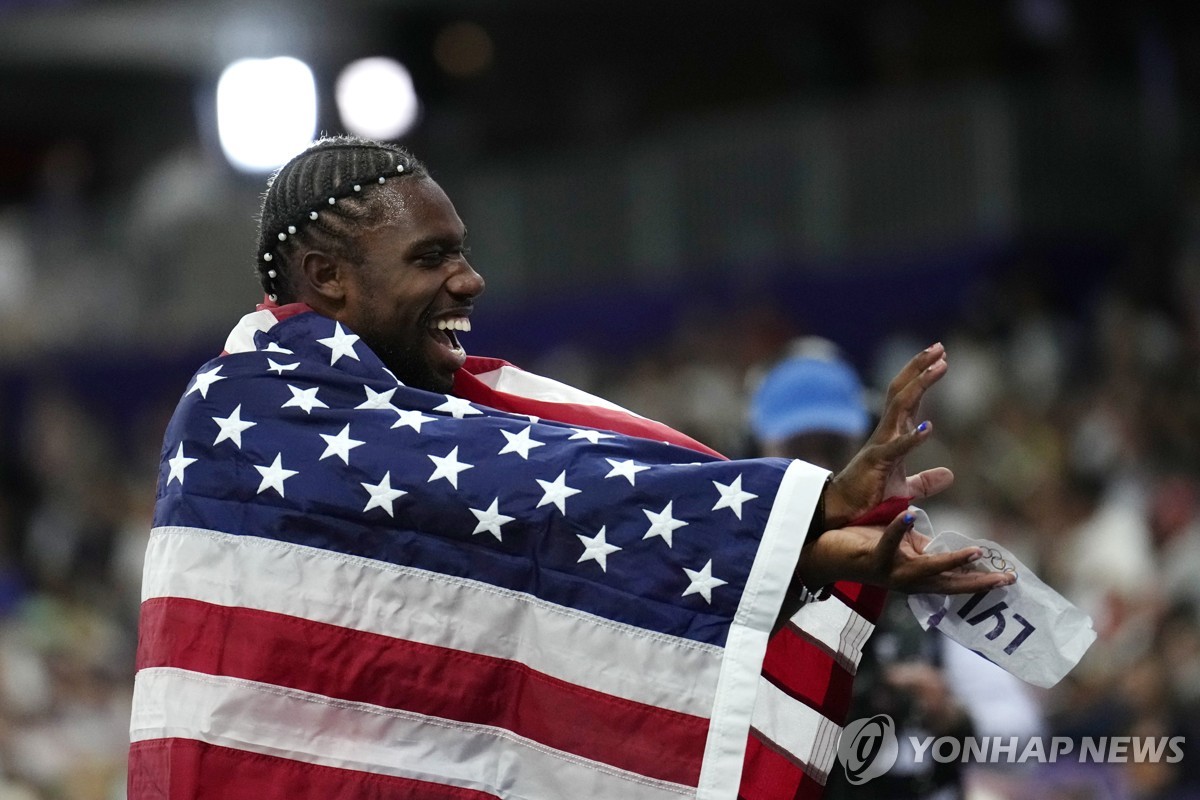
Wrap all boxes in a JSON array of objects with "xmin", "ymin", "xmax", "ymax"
[
  {"xmin": 269, "ymin": 293, "xmax": 278, "ymax": 301},
  {"xmin": 328, "ymin": 197, "xmax": 336, "ymax": 205},
  {"xmin": 309, "ymin": 211, "xmax": 318, "ymax": 220},
  {"xmin": 277, "ymin": 232, "xmax": 287, "ymax": 241},
  {"xmin": 267, "ymin": 269, "xmax": 277, "ymax": 278},
  {"xmin": 353, "ymin": 184, "xmax": 361, "ymax": 192},
  {"xmin": 378, "ymin": 176, "xmax": 386, "ymax": 184},
  {"xmin": 263, "ymin": 252, "xmax": 273, "ymax": 262},
  {"xmin": 397, "ymin": 164, "xmax": 404, "ymax": 173},
  {"xmin": 287, "ymin": 225, "xmax": 296, "ymax": 235}
]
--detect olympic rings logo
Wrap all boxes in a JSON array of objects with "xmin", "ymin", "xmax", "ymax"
[{"xmin": 979, "ymin": 546, "xmax": 1017, "ymax": 576}]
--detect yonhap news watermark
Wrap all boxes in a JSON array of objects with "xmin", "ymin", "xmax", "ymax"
[{"xmin": 836, "ymin": 714, "xmax": 1186, "ymax": 785}]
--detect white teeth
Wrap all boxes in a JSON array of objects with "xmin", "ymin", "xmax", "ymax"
[{"xmin": 434, "ymin": 318, "xmax": 471, "ymax": 332}]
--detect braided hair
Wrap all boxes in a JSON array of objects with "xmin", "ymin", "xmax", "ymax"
[{"xmin": 255, "ymin": 135, "xmax": 429, "ymax": 302}]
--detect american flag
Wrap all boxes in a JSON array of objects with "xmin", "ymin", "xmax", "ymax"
[{"xmin": 129, "ymin": 304, "xmax": 889, "ymax": 799}]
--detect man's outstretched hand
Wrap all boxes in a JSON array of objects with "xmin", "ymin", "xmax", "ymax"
[
  {"xmin": 797, "ymin": 509, "xmax": 1016, "ymax": 594},
  {"xmin": 822, "ymin": 343, "xmax": 953, "ymax": 528}
]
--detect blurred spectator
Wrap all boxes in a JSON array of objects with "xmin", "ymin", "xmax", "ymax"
[{"xmin": 747, "ymin": 335, "xmax": 872, "ymax": 465}]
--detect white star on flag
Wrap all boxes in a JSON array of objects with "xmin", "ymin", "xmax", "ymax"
[
  {"xmin": 434, "ymin": 396, "xmax": 482, "ymax": 419},
  {"xmin": 212, "ymin": 404, "xmax": 257, "ymax": 448},
  {"xmin": 682, "ymin": 559, "xmax": 727, "ymax": 604},
  {"xmin": 319, "ymin": 424, "xmax": 365, "ymax": 465},
  {"xmin": 568, "ymin": 428, "xmax": 614, "ymax": 444},
  {"xmin": 536, "ymin": 470, "xmax": 582, "ymax": 515},
  {"xmin": 166, "ymin": 443, "xmax": 197, "ymax": 485},
  {"xmin": 576, "ymin": 527, "xmax": 621, "ymax": 572},
  {"xmin": 263, "ymin": 342, "xmax": 293, "ymax": 354},
  {"xmin": 254, "ymin": 453, "xmax": 298, "ymax": 497},
  {"xmin": 382, "ymin": 368, "xmax": 405, "ymax": 386},
  {"xmin": 186, "ymin": 366, "xmax": 225, "ymax": 398},
  {"xmin": 361, "ymin": 471, "xmax": 407, "ymax": 516},
  {"xmin": 317, "ymin": 323, "xmax": 361, "ymax": 365},
  {"xmin": 391, "ymin": 408, "xmax": 436, "ymax": 432},
  {"xmin": 712, "ymin": 473, "xmax": 758, "ymax": 520},
  {"xmin": 498, "ymin": 426, "xmax": 545, "ymax": 459},
  {"xmin": 605, "ymin": 458, "xmax": 650, "ymax": 486},
  {"xmin": 427, "ymin": 446, "xmax": 474, "ymax": 489},
  {"xmin": 469, "ymin": 498, "xmax": 516, "ymax": 541},
  {"xmin": 642, "ymin": 501, "xmax": 688, "ymax": 547},
  {"xmin": 282, "ymin": 385, "xmax": 328, "ymax": 414},
  {"xmin": 356, "ymin": 385, "xmax": 397, "ymax": 411},
  {"xmin": 267, "ymin": 359, "xmax": 299, "ymax": 375}
]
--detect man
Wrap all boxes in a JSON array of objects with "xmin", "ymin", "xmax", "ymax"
[{"xmin": 129, "ymin": 136, "xmax": 1012, "ymax": 799}]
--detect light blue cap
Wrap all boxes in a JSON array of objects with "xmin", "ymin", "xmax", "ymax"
[{"xmin": 749, "ymin": 355, "xmax": 870, "ymax": 443}]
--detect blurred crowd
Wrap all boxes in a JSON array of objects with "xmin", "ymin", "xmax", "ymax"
[{"xmin": 2, "ymin": 186, "xmax": 1200, "ymax": 800}]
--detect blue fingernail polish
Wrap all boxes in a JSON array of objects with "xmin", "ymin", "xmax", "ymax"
[
  {"xmin": 916, "ymin": 421, "xmax": 929, "ymax": 433},
  {"xmin": 903, "ymin": 513, "xmax": 914, "ymax": 525}
]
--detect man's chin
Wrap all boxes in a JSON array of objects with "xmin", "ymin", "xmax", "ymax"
[
  {"xmin": 370, "ymin": 338, "xmax": 464, "ymax": 393},
  {"xmin": 384, "ymin": 359, "xmax": 458, "ymax": 394}
]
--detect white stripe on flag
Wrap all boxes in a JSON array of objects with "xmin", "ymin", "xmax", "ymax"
[
  {"xmin": 472, "ymin": 364, "xmax": 644, "ymax": 416},
  {"xmin": 132, "ymin": 667, "xmax": 694, "ymax": 800},
  {"xmin": 785, "ymin": 594, "xmax": 876, "ymax": 673},
  {"xmin": 695, "ymin": 459, "xmax": 828, "ymax": 800},
  {"xmin": 222, "ymin": 308, "xmax": 280, "ymax": 354},
  {"xmin": 750, "ymin": 677, "xmax": 843, "ymax": 784},
  {"xmin": 142, "ymin": 526, "xmax": 723, "ymax": 716}
]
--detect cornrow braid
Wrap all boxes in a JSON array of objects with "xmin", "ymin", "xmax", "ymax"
[{"xmin": 254, "ymin": 135, "xmax": 429, "ymax": 302}]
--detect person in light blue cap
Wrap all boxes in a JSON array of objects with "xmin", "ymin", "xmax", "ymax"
[{"xmin": 749, "ymin": 337, "xmax": 873, "ymax": 471}]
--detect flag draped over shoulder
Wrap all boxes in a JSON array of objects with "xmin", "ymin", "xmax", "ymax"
[{"xmin": 129, "ymin": 304, "xmax": 887, "ymax": 800}]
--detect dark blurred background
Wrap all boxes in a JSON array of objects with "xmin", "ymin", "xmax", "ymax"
[{"xmin": 2, "ymin": 1, "xmax": 1200, "ymax": 798}]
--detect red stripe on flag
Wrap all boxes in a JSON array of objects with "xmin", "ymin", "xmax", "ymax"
[
  {"xmin": 254, "ymin": 299, "xmax": 319, "ymax": 324},
  {"xmin": 760, "ymin": 628, "xmax": 855, "ymax": 724},
  {"xmin": 738, "ymin": 732, "xmax": 827, "ymax": 800},
  {"xmin": 137, "ymin": 597, "xmax": 707, "ymax": 787},
  {"xmin": 129, "ymin": 737, "xmax": 500, "ymax": 800},
  {"xmin": 829, "ymin": 582, "xmax": 888, "ymax": 622}
]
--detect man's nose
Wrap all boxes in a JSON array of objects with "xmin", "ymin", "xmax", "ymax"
[{"xmin": 449, "ymin": 259, "xmax": 485, "ymax": 298}]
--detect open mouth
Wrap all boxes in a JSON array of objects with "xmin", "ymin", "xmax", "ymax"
[{"xmin": 429, "ymin": 316, "xmax": 470, "ymax": 356}]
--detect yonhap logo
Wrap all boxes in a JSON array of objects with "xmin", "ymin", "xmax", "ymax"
[{"xmin": 837, "ymin": 714, "xmax": 899, "ymax": 785}]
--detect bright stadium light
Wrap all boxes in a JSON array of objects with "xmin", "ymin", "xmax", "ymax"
[
  {"xmin": 336, "ymin": 57, "xmax": 420, "ymax": 140},
  {"xmin": 217, "ymin": 57, "xmax": 317, "ymax": 172}
]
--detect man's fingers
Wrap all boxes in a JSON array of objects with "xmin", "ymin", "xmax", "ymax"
[
  {"xmin": 903, "ymin": 547, "xmax": 1018, "ymax": 594},
  {"xmin": 884, "ymin": 343, "xmax": 945, "ymax": 404},
  {"xmin": 920, "ymin": 568, "xmax": 1017, "ymax": 596},
  {"xmin": 865, "ymin": 356, "xmax": 946, "ymax": 461},
  {"xmin": 905, "ymin": 467, "xmax": 955, "ymax": 500},
  {"xmin": 873, "ymin": 509, "xmax": 916, "ymax": 567},
  {"xmin": 911, "ymin": 546, "xmax": 983, "ymax": 576},
  {"xmin": 878, "ymin": 357, "xmax": 946, "ymax": 431},
  {"xmin": 867, "ymin": 421, "xmax": 932, "ymax": 464}
]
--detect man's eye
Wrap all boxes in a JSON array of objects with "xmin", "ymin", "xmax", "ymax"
[{"xmin": 417, "ymin": 247, "xmax": 468, "ymax": 266}]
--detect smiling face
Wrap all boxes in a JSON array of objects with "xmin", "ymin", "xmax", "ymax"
[{"xmin": 310, "ymin": 177, "xmax": 485, "ymax": 393}]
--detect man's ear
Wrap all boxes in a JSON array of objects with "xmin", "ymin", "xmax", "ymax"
[{"xmin": 298, "ymin": 251, "xmax": 348, "ymax": 311}]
